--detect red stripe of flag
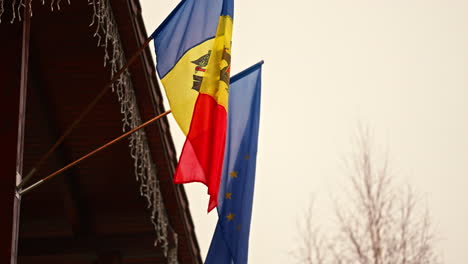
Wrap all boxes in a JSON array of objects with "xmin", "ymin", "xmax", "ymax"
[{"xmin": 173, "ymin": 94, "xmax": 227, "ymax": 212}]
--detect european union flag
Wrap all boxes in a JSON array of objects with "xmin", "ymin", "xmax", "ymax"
[{"xmin": 205, "ymin": 61, "xmax": 263, "ymax": 264}]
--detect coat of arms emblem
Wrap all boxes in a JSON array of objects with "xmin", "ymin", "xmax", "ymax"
[{"xmin": 191, "ymin": 48, "xmax": 231, "ymax": 92}]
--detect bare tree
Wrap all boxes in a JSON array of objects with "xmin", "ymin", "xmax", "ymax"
[
  {"xmin": 291, "ymin": 199, "xmax": 327, "ymax": 264},
  {"xmin": 292, "ymin": 128, "xmax": 440, "ymax": 264}
]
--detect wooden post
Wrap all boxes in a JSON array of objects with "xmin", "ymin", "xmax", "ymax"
[{"xmin": 0, "ymin": 2, "xmax": 30, "ymax": 263}]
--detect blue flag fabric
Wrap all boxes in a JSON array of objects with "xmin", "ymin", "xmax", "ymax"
[
  {"xmin": 151, "ymin": 0, "xmax": 233, "ymax": 79},
  {"xmin": 205, "ymin": 61, "xmax": 263, "ymax": 264}
]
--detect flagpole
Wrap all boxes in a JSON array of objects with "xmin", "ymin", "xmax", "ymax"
[
  {"xmin": 16, "ymin": 37, "xmax": 153, "ymax": 191},
  {"xmin": 18, "ymin": 110, "xmax": 171, "ymax": 196}
]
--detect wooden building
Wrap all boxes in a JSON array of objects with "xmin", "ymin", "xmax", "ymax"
[{"xmin": 0, "ymin": 1, "xmax": 202, "ymax": 263}]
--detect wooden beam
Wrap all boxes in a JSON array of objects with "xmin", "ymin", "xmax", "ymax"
[
  {"xmin": 18, "ymin": 255, "xmax": 97, "ymax": 264},
  {"xmin": 19, "ymin": 232, "xmax": 164, "ymax": 257},
  {"xmin": 60, "ymin": 172, "xmax": 90, "ymax": 236},
  {"xmin": 94, "ymin": 252, "xmax": 122, "ymax": 264},
  {"xmin": 0, "ymin": 2, "xmax": 30, "ymax": 264},
  {"xmin": 28, "ymin": 61, "xmax": 92, "ymax": 236}
]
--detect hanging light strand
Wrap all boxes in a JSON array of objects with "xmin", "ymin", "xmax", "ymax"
[
  {"xmin": 0, "ymin": 0, "xmax": 70, "ymax": 23},
  {"xmin": 89, "ymin": 1, "xmax": 179, "ymax": 262}
]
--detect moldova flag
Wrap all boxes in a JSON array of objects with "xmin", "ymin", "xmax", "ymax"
[{"xmin": 152, "ymin": 0, "xmax": 234, "ymax": 212}]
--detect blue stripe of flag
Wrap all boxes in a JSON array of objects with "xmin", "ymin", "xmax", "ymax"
[{"xmin": 151, "ymin": 0, "xmax": 234, "ymax": 79}]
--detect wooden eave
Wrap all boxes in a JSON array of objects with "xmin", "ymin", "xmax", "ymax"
[{"xmin": 0, "ymin": 1, "xmax": 202, "ymax": 263}]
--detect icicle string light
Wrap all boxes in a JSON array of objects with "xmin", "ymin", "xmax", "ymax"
[
  {"xmin": 16, "ymin": 0, "xmax": 24, "ymax": 21},
  {"xmin": 89, "ymin": 1, "xmax": 179, "ymax": 263},
  {"xmin": 0, "ymin": 0, "xmax": 70, "ymax": 23},
  {"xmin": 0, "ymin": 0, "xmax": 4, "ymax": 23},
  {"xmin": 10, "ymin": 0, "xmax": 17, "ymax": 23}
]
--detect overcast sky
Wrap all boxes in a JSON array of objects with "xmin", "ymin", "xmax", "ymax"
[{"xmin": 140, "ymin": 1, "xmax": 468, "ymax": 263}]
